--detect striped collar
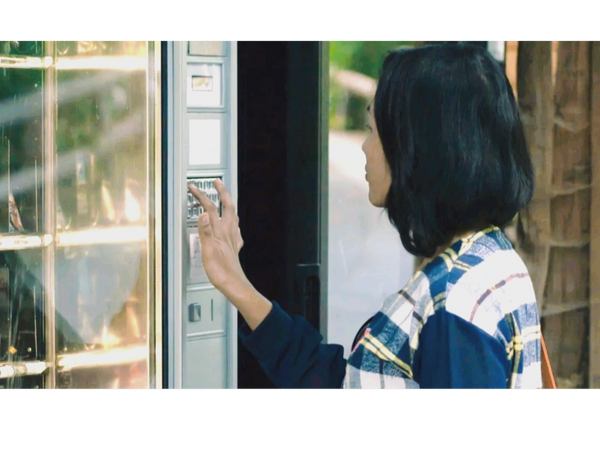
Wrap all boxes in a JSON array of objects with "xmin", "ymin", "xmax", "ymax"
[{"xmin": 418, "ymin": 225, "xmax": 501, "ymax": 271}]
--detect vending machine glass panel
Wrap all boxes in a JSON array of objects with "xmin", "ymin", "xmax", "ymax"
[{"xmin": 0, "ymin": 41, "xmax": 161, "ymax": 389}]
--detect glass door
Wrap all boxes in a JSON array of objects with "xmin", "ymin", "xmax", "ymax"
[
  {"xmin": 327, "ymin": 42, "xmax": 415, "ymax": 356},
  {"xmin": 0, "ymin": 41, "xmax": 161, "ymax": 389}
]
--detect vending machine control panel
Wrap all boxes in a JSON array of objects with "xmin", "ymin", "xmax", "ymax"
[
  {"xmin": 170, "ymin": 41, "xmax": 237, "ymax": 389},
  {"xmin": 186, "ymin": 177, "xmax": 222, "ymax": 223}
]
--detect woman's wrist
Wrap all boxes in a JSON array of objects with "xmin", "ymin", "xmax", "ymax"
[{"xmin": 219, "ymin": 276, "xmax": 273, "ymax": 330}]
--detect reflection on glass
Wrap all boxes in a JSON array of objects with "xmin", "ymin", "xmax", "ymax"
[
  {"xmin": 0, "ymin": 41, "xmax": 157, "ymax": 389},
  {"xmin": 55, "ymin": 41, "xmax": 146, "ymax": 58},
  {"xmin": 55, "ymin": 245, "xmax": 148, "ymax": 388},
  {"xmin": 54, "ymin": 41, "xmax": 150, "ymax": 389}
]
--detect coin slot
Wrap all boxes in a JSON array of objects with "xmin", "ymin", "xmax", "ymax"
[{"xmin": 189, "ymin": 303, "xmax": 201, "ymax": 322}]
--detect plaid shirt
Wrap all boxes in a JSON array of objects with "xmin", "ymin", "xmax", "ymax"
[{"xmin": 343, "ymin": 226, "xmax": 542, "ymax": 389}]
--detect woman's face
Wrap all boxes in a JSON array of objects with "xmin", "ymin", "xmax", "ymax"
[{"xmin": 362, "ymin": 104, "xmax": 392, "ymax": 207}]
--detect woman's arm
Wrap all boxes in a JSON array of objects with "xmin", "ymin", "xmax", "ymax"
[
  {"xmin": 188, "ymin": 180, "xmax": 346, "ymax": 388},
  {"xmin": 239, "ymin": 301, "xmax": 346, "ymax": 388},
  {"xmin": 188, "ymin": 180, "xmax": 272, "ymax": 330}
]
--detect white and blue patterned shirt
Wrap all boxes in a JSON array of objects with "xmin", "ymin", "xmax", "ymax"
[
  {"xmin": 344, "ymin": 226, "xmax": 542, "ymax": 388},
  {"xmin": 240, "ymin": 226, "xmax": 542, "ymax": 389}
]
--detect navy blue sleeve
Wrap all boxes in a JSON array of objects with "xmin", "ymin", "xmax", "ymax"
[
  {"xmin": 238, "ymin": 302, "xmax": 347, "ymax": 388},
  {"xmin": 413, "ymin": 310, "xmax": 509, "ymax": 388}
]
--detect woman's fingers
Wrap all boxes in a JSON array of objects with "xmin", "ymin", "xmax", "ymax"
[
  {"xmin": 188, "ymin": 181, "xmax": 241, "ymax": 253},
  {"xmin": 188, "ymin": 183, "xmax": 220, "ymax": 231},
  {"xmin": 213, "ymin": 178, "xmax": 235, "ymax": 220}
]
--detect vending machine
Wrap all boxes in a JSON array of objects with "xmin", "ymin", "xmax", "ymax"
[
  {"xmin": 0, "ymin": 40, "xmax": 326, "ymax": 389},
  {"xmin": 0, "ymin": 40, "xmax": 240, "ymax": 389}
]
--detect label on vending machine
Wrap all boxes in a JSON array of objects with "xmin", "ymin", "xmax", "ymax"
[{"xmin": 187, "ymin": 63, "xmax": 223, "ymax": 108}]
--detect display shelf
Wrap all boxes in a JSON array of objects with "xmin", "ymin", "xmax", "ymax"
[
  {"xmin": 0, "ymin": 56, "xmax": 52, "ymax": 69},
  {"xmin": 0, "ymin": 234, "xmax": 53, "ymax": 251},
  {"xmin": 0, "ymin": 361, "xmax": 50, "ymax": 379},
  {"xmin": 57, "ymin": 226, "xmax": 147, "ymax": 247},
  {"xmin": 55, "ymin": 56, "xmax": 147, "ymax": 71},
  {"xmin": 57, "ymin": 345, "xmax": 147, "ymax": 371},
  {"xmin": 0, "ymin": 55, "xmax": 146, "ymax": 71}
]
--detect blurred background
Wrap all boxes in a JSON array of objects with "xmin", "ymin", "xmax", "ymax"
[
  {"xmin": 327, "ymin": 41, "xmax": 599, "ymax": 389},
  {"xmin": 327, "ymin": 42, "xmax": 415, "ymax": 358}
]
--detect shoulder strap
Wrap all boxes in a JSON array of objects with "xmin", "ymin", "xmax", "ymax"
[{"xmin": 540, "ymin": 334, "xmax": 557, "ymax": 389}]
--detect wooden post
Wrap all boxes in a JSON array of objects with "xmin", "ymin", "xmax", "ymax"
[
  {"xmin": 516, "ymin": 42, "xmax": 554, "ymax": 311},
  {"xmin": 590, "ymin": 42, "xmax": 600, "ymax": 388},
  {"xmin": 547, "ymin": 42, "xmax": 592, "ymax": 387},
  {"xmin": 516, "ymin": 42, "xmax": 565, "ymax": 378}
]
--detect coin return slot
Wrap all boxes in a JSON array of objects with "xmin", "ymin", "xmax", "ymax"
[
  {"xmin": 189, "ymin": 303, "xmax": 201, "ymax": 323},
  {"xmin": 186, "ymin": 289, "xmax": 226, "ymax": 337}
]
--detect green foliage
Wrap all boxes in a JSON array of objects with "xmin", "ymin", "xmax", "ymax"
[
  {"xmin": 329, "ymin": 41, "xmax": 414, "ymax": 131},
  {"xmin": 329, "ymin": 42, "xmax": 363, "ymax": 70},
  {"xmin": 330, "ymin": 41, "xmax": 413, "ymax": 77}
]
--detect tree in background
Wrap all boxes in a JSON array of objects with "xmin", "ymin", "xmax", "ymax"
[
  {"xmin": 329, "ymin": 41, "xmax": 413, "ymax": 131},
  {"xmin": 330, "ymin": 41, "xmax": 413, "ymax": 79}
]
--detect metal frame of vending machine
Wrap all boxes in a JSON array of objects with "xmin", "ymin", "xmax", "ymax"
[{"xmin": 164, "ymin": 41, "xmax": 237, "ymax": 388}]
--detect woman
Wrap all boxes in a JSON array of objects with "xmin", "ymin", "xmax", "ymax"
[{"xmin": 188, "ymin": 43, "xmax": 541, "ymax": 389}]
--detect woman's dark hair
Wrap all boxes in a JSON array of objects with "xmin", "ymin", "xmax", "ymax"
[{"xmin": 374, "ymin": 43, "xmax": 534, "ymax": 258}]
